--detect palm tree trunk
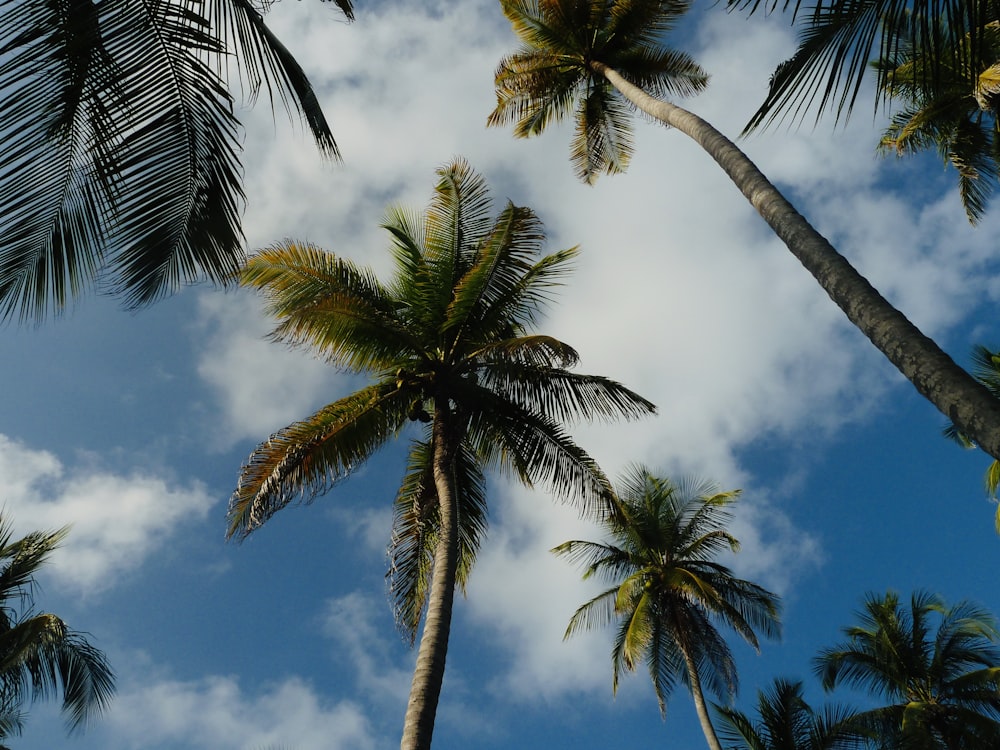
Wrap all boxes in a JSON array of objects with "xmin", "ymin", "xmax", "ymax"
[
  {"xmin": 399, "ymin": 403, "xmax": 460, "ymax": 750},
  {"xmin": 593, "ymin": 60, "xmax": 1000, "ymax": 463},
  {"xmin": 680, "ymin": 647, "xmax": 725, "ymax": 750}
]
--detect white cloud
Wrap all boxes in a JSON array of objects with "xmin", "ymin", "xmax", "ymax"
[
  {"xmin": 107, "ymin": 673, "xmax": 379, "ymax": 750},
  {"xmin": 0, "ymin": 435, "xmax": 214, "ymax": 595},
  {"xmin": 193, "ymin": 290, "xmax": 356, "ymax": 449},
  {"xmin": 321, "ymin": 591, "xmax": 414, "ymax": 707}
]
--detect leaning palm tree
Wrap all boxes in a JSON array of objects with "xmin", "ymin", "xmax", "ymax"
[
  {"xmin": 0, "ymin": 0, "xmax": 352, "ymax": 322},
  {"xmin": 816, "ymin": 590, "xmax": 1000, "ymax": 750},
  {"xmin": 714, "ymin": 678, "xmax": 866, "ymax": 750},
  {"xmin": 229, "ymin": 157, "xmax": 656, "ymax": 750},
  {"xmin": 553, "ymin": 467, "xmax": 781, "ymax": 750},
  {"xmin": 874, "ymin": 14, "xmax": 1000, "ymax": 223},
  {"xmin": 0, "ymin": 519, "xmax": 115, "ymax": 742},
  {"xmin": 488, "ymin": 0, "xmax": 1000, "ymax": 467}
]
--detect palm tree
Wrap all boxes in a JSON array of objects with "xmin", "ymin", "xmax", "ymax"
[
  {"xmin": 873, "ymin": 14, "xmax": 1000, "ymax": 223},
  {"xmin": 228, "ymin": 157, "xmax": 656, "ymax": 750},
  {"xmin": 488, "ymin": 0, "xmax": 1000, "ymax": 468},
  {"xmin": 0, "ymin": 519, "xmax": 115, "ymax": 743},
  {"xmin": 0, "ymin": 0, "xmax": 352, "ymax": 322},
  {"xmin": 714, "ymin": 678, "xmax": 866, "ymax": 750},
  {"xmin": 553, "ymin": 466, "xmax": 781, "ymax": 750},
  {"xmin": 742, "ymin": 0, "xmax": 1000, "ymax": 133},
  {"xmin": 816, "ymin": 590, "xmax": 1000, "ymax": 749}
]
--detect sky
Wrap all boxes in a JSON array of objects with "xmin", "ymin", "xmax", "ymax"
[{"xmin": 2, "ymin": 0, "xmax": 1000, "ymax": 748}]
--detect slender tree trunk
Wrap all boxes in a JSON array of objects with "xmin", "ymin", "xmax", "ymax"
[
  {"xmin": 593, "ymin": 60, "xmax": 1000, "ymax": 462},
  {"xmin": 399, "ymin": 402, "xmax": 460, "ymax": 750},
  {"xmin": 680, "ymin": 647, "xmax": 725, "ymax": 750}
]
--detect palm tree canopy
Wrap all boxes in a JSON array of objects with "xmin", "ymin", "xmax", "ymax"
[
  {"xmin": 740, "ymin": 0, "xmax": 1000, "ymax": 131},
  {"xmin": 554, "ymin": 466, "xmax": 781, "ymax": 714},
  {"xmin": 0, "ymin": 0, "xmax": 352, "ymax": 322},
  {"xmin": 488, "ymin": 0, "xmax": 709, "ymax": 183},
  {"xmin": 816, "ymin": 590, "xmax": 1000, "ymax": 749},
  {"xmin": 0, "ymin": 519, "xmax": 115, "ymax": 735},
  {"xmin": 873, "ymin": 14, "xmax": 1000, "ymax": 222},
  {"xmin": 714, "ymin": 678, "xmax": 867, "ymax": 750},
  {"xmin": 229, "ymin": 158, "xmax": 656, "ymax": 641}
]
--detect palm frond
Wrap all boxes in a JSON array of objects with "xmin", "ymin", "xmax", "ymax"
[
  {"xmin": 206, "ymin": 0, "xmax": 349, "ymax": 159},
  {"xmin": 241, "ymin": 242, "xmax": 419, "ymax": 373},
  {"xmin": 228, "ymin": 383, "xmax": 411, "ymax": 540}
]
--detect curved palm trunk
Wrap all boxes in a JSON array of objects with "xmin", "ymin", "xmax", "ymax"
[
  {"xmin": 594, "ymin": 61, "xmax": 1000, "ymax": 462},
  {"xmin": 680, "ymin": 647, "xmax": 725, "ymax": 750},
  {"xmin": 400, "ymin": 403, "xmax": 460, "ymax": 750}
]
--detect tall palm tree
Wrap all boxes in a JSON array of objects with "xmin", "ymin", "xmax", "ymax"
[
  {"xmin": 488, "ymin": 0, "xmax": 1000, "ymax": 468},
  {"xmin": 0, "ymin": 0, "xmax": 352, "ymax": 322},
  {"xmin": 553, "ymin": 466, "xmax": 781, "ymax": 750},
  {"xmin": 816, "ymin": 590, "xmax": 1000, "ymax": 749},
  {"xmin": 228, "ymin": 157, "xmax": 656, "ymax": 750},
  {"xmin": 943, "ymin": 345, "xmax": 1000, "ymax": 529},
  {"xmin": 874, "ymin": 14, "xmax": 1000, "ymax": 223},
  {"xmin": 714, "ymin": 678, "xmax": 866, "ymax": 750},
  {"xmin": 0, "ymin": 519, "xmax": 115, "ymax": 743}
]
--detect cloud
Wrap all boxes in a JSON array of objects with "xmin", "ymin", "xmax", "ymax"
[
  {"xmin": 193, "ymin": 290, "xmax": 357, "ymax": 449},
  {"xmin": 106, "ymin": 673, "xmax": 380, "ymax": 750},
  {"xmin": 0, "ymin": 434, "xmax": 214, "ymax": 595}
]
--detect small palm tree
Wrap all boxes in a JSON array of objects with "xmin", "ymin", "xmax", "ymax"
[
  {"xmin": 816, "ymin": 590, "xmax": 1000, "ymax": 750},
  {"xmin": 714, "ymin": 678, "xmax": 866, "ymax": 750},
  {"xmin": 0, "ymin": 0, "xmax": 352, "ymax": 321},
  {"xmin": 0, "ymin": 520, "xmax": 114, "ymax": 743},
  {"xmin": 874, "ymin": 15, "xmax": 1000, "ymax": 223},
  {"xmin": 488, "ymin": 0, "xmax": 1000, "ymax": 467},
  {"xmin": 553, "ymin": 466, "xmax": 781, "ymax": 750},
  {"xmin": 229, "ymin": 157, "xmax": 656, "ymax": 750}
]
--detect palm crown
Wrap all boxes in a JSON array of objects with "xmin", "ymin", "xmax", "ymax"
[
  {"xmin": 0, "ymin": 520, "xmax": 114, "ymax": 742},
  {"xmin": 714, "ymin": 678, "xmax": 866, "ymax": 750},
  {"xmin": 230, "ymin": 157, "xmax": 655, "ymax": 748},
  {"xmin": 875, "ymin": 15, "xmax": 1000, "ymax": 222},
  {"xmin": 554, "ymin": 466, "xmax": 780, "ymax": 750},
  {"xmin": 488, "ymin": 0, "xmax": 709, "ymax": 182},
  {"xmin": 816, "ymin": 590, "xmax": 1000, "ymax": 750}
]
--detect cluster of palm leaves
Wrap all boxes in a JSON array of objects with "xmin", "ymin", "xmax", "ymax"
[
  {"xmin": 0, "ymin": 521, "xmax": 114, "ymax": 747},
  {"xmin": 717, "ymin": 591, "xmax": 1000, "ymax": 750}
]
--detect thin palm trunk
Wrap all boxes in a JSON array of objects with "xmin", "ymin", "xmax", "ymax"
[
  {"xmin": 399, "ymin": 403, "xmax": 461, "ymax": 750},
  {"xmin": 680, "ymin": 644, "xmax": 725, "ymax": 750},
  {"xmin": 592, "ymin": 60, "xmax": 1000, "ymax": 462}
]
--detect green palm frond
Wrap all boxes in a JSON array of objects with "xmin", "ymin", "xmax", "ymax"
[
  {"xmin": 241, "ymin": 242, "xmax": 419, "ymax": 373},
  {"xmin": 463, "ymin": 391, "xmax": 617, "ymax": 516},
  {"xmin": 228, "ymin": 384, "xmax": 412, "ymax": 540},
  {"xmin": 206, "ymin": 0, "xmax": 349, "ymax": 158},
  {"xmin": 0, "ymin": 0, "xmax": 350, "ymax": 321},
  {"xmin": 0, "ymin": 519, "xmax": 114, "ymax": 734}
]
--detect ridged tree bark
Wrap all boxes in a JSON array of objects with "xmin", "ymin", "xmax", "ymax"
[
  {"xmin": 593, "ymin": 60, "xmax": 1000, "ymax": 462},
  {"xmin": 399, "ymin": 402, "xmax": 461, "ymax": 750}
]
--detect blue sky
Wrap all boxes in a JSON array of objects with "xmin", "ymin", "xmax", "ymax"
[{"xmin": 2, "ymin": 0, "xmax": 1000, "ymax": 747}]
